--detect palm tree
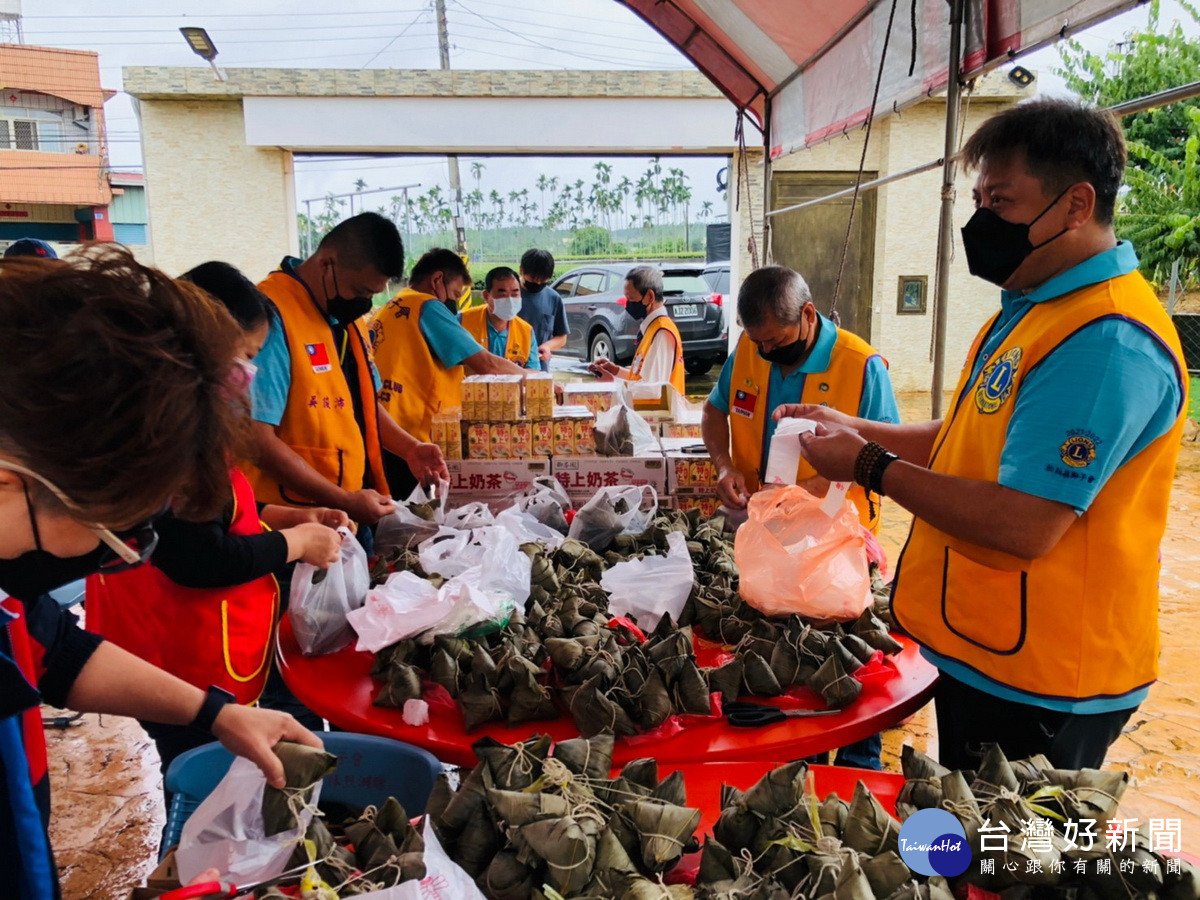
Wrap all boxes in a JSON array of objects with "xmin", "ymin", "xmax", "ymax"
[{"xmin": 536, "ymin": 174, "xmax": 550, "ymax": 225}]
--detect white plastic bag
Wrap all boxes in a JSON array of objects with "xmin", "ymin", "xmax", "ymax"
[
  {"xmin": 509, "ymin": 476, "xmax": 571, "ymax": 533},
  {"xmin": 364, "ymin": 818, "xmax": 485, "ymax": 899},
  {"xmin": 419, "ymin": 577, "xmax": 515, "ymax": 644},
  {"xmin": 443, "ymin": 501, "xmax": 495, "ymax": 530},
  {"xmin": 494, "ymin": 504, "xmax": 564, "ymax": 551},
  {"xmin": 600, "ymin": 531, "xmax": 695, "ymax": 630},
  {"xmin": 375, "ymin": 481, "xmax": 449, "ymax": 556},
  {"xmin": 418, "ymin": 527, "xmax": 490, "ymax": 578},
  {"xmin": 763, "ymin": 417, "xmax": 819, "ymax": 486},
  {"xmin": 568, "ymin": 484, "xmax": 658, "ymax": 550},
  {"xmin": 176, "ymin": 756, "xmax": 320, "ymax": 886},
  {"xmin": 594, "ymin": 402, "xmax": 658, "ymax": 457},
  {"xmin": 347, "ymin": 571, "xmax": 441, "ymax": 652},
  {"xmin": 289, "ymin": 527, "xmax": 370, "ymax": 656},
  {"xmin": 735, "ymin": 484, "xmax": 870, "ymax": 621}
]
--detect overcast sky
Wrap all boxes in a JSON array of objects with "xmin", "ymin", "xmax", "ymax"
[{"xmin": 12, "ymin": 0, "xmax": 1197, "ymax": 219}]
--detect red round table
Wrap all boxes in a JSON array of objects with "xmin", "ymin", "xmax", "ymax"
[{"xmin": 276, "ymin": 618, "xmax": 937, "ymax": 767}]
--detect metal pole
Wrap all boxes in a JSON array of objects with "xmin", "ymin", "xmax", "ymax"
[
  {"xmin": 930, "ymin": 0, "xmax": 964, "ymax": 419},
  {"xmin": 304, "ymin": 199, "xmax": 313, "ymax": 256},
  {"xmin": 436, "ymin": 0, "xmax": 468, "ymax": 255},
  {"xmin": 401, "ymin": 186, "xmax": 414, "ymax": 255},
  {"xmin": 1107, "ymin": 80, "xmax": 1200, "ymax": 117},
  {"xmin": 767, "ymin": 157, "xmax": 947, "ymax": 217}
]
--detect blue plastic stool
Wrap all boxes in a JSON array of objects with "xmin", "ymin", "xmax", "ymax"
[{"xmin": 160, "ymin": 732, "xmax": 442, "ymax": 859}]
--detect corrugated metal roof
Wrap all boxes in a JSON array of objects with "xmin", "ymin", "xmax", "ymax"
[
  {"xmin": 0, "ymin": 152, "xmax": 111, "ymax": 206},
  {"xmin": 0, "ymin": 43, "xmax": 107, "ymax": 109}
]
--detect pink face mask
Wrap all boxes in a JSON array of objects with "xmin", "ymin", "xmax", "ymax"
[{"xmin": 227, "ymin": 357, "xmax": 258, "ymax": 395}]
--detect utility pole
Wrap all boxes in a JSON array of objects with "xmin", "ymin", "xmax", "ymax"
[{"xmin": 435, "ymin": 0, "xmax": 468, "ymax": 255}]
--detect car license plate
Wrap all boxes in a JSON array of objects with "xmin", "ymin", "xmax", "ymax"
[{"xmin": 672, "ymin": 304, "xmax": 699, "ymax": 318}]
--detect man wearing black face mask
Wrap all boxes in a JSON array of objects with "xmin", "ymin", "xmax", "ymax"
[
  {"xmin": 591, "ymin": 265, "xmax": 688, "ymax": 395},
  {"xmin": 778, "ymin": 99, "xmax": 1187, "ymax": 772},
  {"xmin": 369, "ymin": 248, "xmax": 525, "ymax": 497},
  {"xmin": 702, "ymin": 266, "xmax": 898, "ymax": 527},
  {"xmin": 246, "ymin": 213, "xmax": 448, "ymax": 531}
]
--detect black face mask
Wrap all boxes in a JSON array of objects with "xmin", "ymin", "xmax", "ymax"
[
  {"xmin": 960, "ymin": 186, "xmax": 1071, "ymax": 287},
  {"xmin": 522, "ymin": 280, "xmax": 544, "ymax": 295},
  {"xmin": 758, "ymin": 320, "xmax": 816, "ymax": 367},
  {"xmin": 326, "ymin": 263, "xmax": 373, "ymax": 322},
  {"xmin": 626, "ymin": 298, "xmax": 649, "ymax": 321},
  {"xmin": 0, "ymin": 484, "xmax": 109, "ymax": 599}
]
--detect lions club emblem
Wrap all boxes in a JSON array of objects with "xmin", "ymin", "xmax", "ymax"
[
  {"xmin": 1061, "ymin": 434, "xmax": 1097, "ymax": 468},
  {"xmin": 975, "ymin": 347, "xmax": 1022, "ymax": 415}
]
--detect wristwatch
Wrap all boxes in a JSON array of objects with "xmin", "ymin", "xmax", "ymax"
[{"xmin": 190, "ymin": 685, "xmax": 236, "ymax": 734}]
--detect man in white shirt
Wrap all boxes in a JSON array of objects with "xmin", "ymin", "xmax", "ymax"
[{"xmin": 591, "ymin": 265, "xmax": 686, "ymax": 392}]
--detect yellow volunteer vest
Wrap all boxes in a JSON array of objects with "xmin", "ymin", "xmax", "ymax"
[
  {"xmin": 728, "ymin": 328, "xmax": 884, "ymax": 531},
  {"xmin": 370, "ymin": 288, "xmax": 464, "ymax": 443},
  {"xmin": 630, "ymin": 313, "xmax": 687, "ymax": 396},
  {"xmin": 244, "ymin": 270, "xmax": 388, "ymax": 506},
  {"xmin": 460, "ymin": 305, "xmax": 533, "ymax": 366},
  {"xmin": 892, "ymin": 271, "xmax": 1186, "ymax": 702}
]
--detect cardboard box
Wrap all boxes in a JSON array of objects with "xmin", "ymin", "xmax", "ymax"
[
  {"xmin": 552, "ymin": 453, "xmax": 669, "ymax": 499},
  {"xmin": 562, "ymin": 382, "xmax": 621, "ymax": 416},
  {"xmin": 488, "ymin": 375, "xmax": 523, "ymax": 421},
  {"xmin": 462, "ymin": 376, "xmax": 488, "ymax": 421},
  {"xmin": 524, "ymin": 372, "xmax": 555, "ymax": 419},
  {"xmin": 661, "ymin": 437, "xmax": 719, "ymax": 492},
  {"xmin": 466, "ymin": 423, "xmax": 490, "ymax": 460},
  {"xmin": 661, "ymin": 420, "xmax": 703, "ymax": 439},
  {"xmin": 489, "ymin": 422, "xmax": 512, "ymax": 459},
  {"xmin": 531, "ymin": 419, "xmax": 554, "ymax": 457},
  {"xmin": 673, "ymin": 491, "xmax": 722, "ymax": 518},
  {"xmin": 447, "ymin": 457, "xmax": 552, "ymax": 498},
  {"xmin": 126, "ymin": 851, "xmax": 180, "ymax": 899},
  {"xmin": 511, "ymin": 421, "xmax": 533, "ymax": 459}
]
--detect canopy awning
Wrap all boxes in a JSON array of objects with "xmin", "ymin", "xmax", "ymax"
[{"xmin": 618, "ymin": 0, "xmax": 1142, "ymax": 157}]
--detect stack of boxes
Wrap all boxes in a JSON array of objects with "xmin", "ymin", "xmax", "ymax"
[
  {"xmin": 661, "ymin": 436, "xmax": 722, "ymax": 517},
  {"xmin": 460, "ymin": 374, "xmax": 555, "ymax": 460}
]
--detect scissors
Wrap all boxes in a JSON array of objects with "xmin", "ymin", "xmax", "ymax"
[
  {"xmin": 159, "ymin": 862, "xmax": 314, "ymax": 899},
  {"xmin": 725, "ymin": 700, "xmax": 840, "ymax": 728}
]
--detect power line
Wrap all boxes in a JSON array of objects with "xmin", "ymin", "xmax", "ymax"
[
  {"xmin": 360, "ymin": 7, "xmax": 432, "ymax": 68},
  {"xmin": 23, "ymin": 9, "xmax": 425, "ymax": 19}
]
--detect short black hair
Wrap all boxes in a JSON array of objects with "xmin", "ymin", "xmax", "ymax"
[
  {"xmin": 410, "ymin": 248, "xmax": 471, "ymax": 286},
  {"xmin": 520, "ymin": 248, "xmax": 555, "ymax": 280},
  {"xmin": 962, "ymin": 98, "xmax": 1126, "ymax": 225},
  {"xmin": 318, "ymin": 212, "xmax": 405, "ymax": 278},
  {"xmin": 485, "ymin": 266, "xmax": 520, "ymax": 291},
  {"xmin": 181, "ymin": 260, "xmax": 269, "ymax": 330}
]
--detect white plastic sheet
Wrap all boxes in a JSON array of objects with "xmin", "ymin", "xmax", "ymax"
[
  {"xmin": 763, "ymin": 417, "xmax": 818, "ymax": 486},
  {"xmin": 600, "ymin": 531, "xmax": 695, "ymax": 631}
]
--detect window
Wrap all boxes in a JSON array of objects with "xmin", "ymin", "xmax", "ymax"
[
  {"xmin": 0, "ymin": 119, "xmax": 40, "ymax": 151},
  {"xmin": 555, "ymin": 275, "xmax": 579, "ymax": 298},
  {"xmin": 662, "ymin": 273, "xmax": 709, "ymax": 295},
  {"xmin": 576, "ymin": 272, "xmax": 607, "ymax": 297}
]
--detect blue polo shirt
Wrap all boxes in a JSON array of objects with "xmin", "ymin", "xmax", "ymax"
[
  {"xmin": 708, "ymin": 313, "xmax": 900, "ymax": 474},
  {"xmin": 485, "ymin": 319, "xmax": 541, "ymax": 370},
  {"xmin": 924, "ymin": 241, "xmax": 1182, "ymax": 714},
  {"xmin": 416, "ymin": 298, "xmax": 485, "ymax": 368}
]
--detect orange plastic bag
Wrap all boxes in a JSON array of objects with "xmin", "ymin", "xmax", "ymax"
[{"xmin": 734, "ymin": 484, "xmax": 871, "ymax": 621}]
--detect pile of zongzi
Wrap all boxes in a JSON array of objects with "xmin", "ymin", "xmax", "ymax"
[{"xmin": 429, "ymin": 731, "xmax": 701, "ymax": 899}]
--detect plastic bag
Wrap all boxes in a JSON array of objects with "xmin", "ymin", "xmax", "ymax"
[
  {"xmin": 443, "ymin": 501, "xmax": 495, "ymax": 530},
  {"xmin": 594, "ymin": 402, "xmax": 658, "ymax": 457},
  {"xmin": 289, "ymin": 527, "xmax": 370, "ymax": 656},
  {"xmin": 361, "ymin": 819, "xmax": 485, "ymax": 899},
  {"xmin": 347, "ymin": 571, "xmax": 441, "ymax": 652},
  {"xmin": 600, "ymin": 531, "xmax": 695, "ymax": 631},
  {"xmin": 763, "ymin": 417, "xmax": 818, "ymax": 486},
  {"xmin": 374, "ymin": 480, "xmax": 449, "ymax": 556},
  {"xmin": 175, "ymin": 756, "xmax": 321, "ymax": 885},
  {"xmin": 508, "ymin": 476, "xmax": 571, "ymax": 533},
  {"xmin": 419, "ymin": 577, "xmax": 515, "ymax": 644},
  {"xmin": 494, "ymin": 504, "xmax": 565, "ymax": 551},
  {"xmin": 418, "ymin": 527, "xmax": 490, "ymax": 578},
  {"xmin": 735, "ymin": 484, "xmax": 871, "ymax": 621},
  {"xmin": 567, "ymin": 484, "xmax": 658, "ymax": 550}
]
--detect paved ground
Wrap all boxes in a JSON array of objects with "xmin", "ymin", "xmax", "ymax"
[{"xmin": 47, "ymin": 391, "xmax": 1200, "ymax": 898}]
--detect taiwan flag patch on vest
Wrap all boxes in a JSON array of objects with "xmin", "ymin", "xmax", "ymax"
[
  {"xmin": 306, "ymin": 342, "xmax": 332, "ymax": 374},
  {"xmin": 732, "ymin": 389, "xmax": 757, "ymax": 418}
]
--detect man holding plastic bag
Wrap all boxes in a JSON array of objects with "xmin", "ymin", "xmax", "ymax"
[
  {"xmin": 781, "ymin": 100, "xmax": 1187, "ymax": 772},
  {"xmin": 701, "ymin": 265, "xmax": 898, "ymax": 531}
]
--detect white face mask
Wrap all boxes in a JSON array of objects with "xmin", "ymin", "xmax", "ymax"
[{"xmin": 490, "ymin": 295, "xmax": 522, "ymax": 322}]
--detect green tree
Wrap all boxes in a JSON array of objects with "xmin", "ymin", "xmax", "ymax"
[
  {"xmin": 1121, "ymin": 107, "xmax": 1200, "ymax": 286},
  {"xmin": 1057, "ymin": 0, "xmax": 1200, "ymax": 161},
  {"xmin": 569, "ymin": 225, "xmax": 613, "ymax": 256}
]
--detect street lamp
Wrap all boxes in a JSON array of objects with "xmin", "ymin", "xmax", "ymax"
[{"xmin": 180, "ymin": 27, "xmax": 226, "ymax": 82}]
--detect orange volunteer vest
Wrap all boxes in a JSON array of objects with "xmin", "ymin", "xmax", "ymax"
[
  {"xmin": 84, "ymin": 468, "xmax": 279, "ymax": 704},
  {"xmin": 891, "ymin": 271, "xmax": 1186, "ymax": 702},
  {"xmin": 370, "ymin": 289, "xmax": 465, "ymax": 443},
  {"xmin": 460, "ymin": 305, "xmax": 534, "ymax": 366},
  {"xmin": 244, "ymin": 269, "xmax": 388, "ymax": 506},
  {"xmin": 728, "ymin": 329, "xmax": 884, "ymax": 531},
  {"xmin": 629, "ymin": 312, "xmax": 687, "ymax": 396}
]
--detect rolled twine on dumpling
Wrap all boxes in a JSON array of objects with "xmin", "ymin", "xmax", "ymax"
[{"xmin": 261, "ymin": 741, "xmax": 337, "ymax": 837}]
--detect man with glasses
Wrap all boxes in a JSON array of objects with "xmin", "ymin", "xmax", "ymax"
[
  {"xmin": 369, "ymin": 248, "xmax": 526, "ymax": 497},
  {"xmin": 245, "ymin": 213, "xmax": 449, "ymax": 530}
]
